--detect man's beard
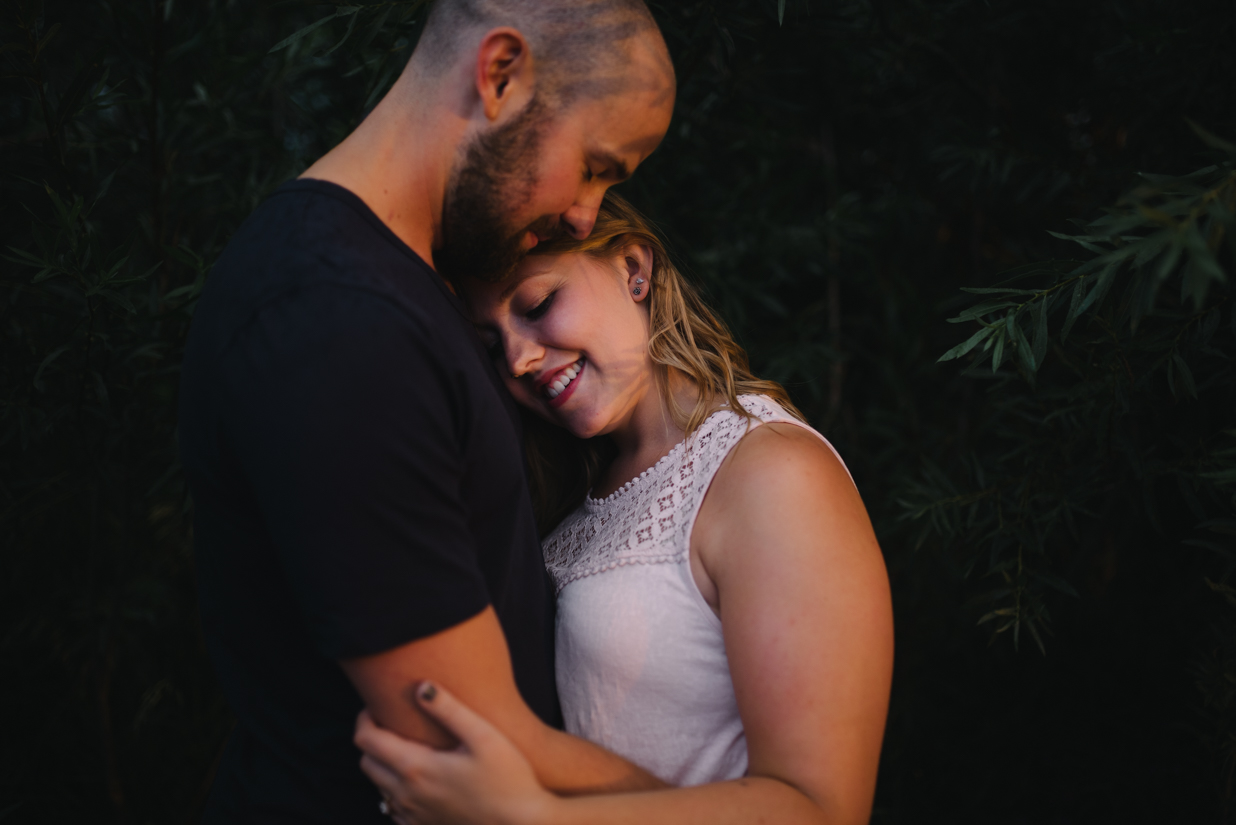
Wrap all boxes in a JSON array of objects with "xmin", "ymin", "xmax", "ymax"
[{"xmin": 438, "ymin": 96, "xmax": 562, "ymax": 283}]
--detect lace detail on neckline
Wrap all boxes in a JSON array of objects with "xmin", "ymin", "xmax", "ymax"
[
  {"xmin": 585, "ymin": 429, "xmax": 694, "ymax": 507},
  {"xmin": 543, "ymin": 395, "xmax": 798, "ymax": 593}
]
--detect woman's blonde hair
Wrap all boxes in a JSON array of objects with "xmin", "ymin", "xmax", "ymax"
[{"xmin": 518, "ymin": 191, "xmax": 802, "ymax": 534}]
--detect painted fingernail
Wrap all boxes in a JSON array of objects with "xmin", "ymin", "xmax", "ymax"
[{"xmin": 419, "ymin": 682, "xmax": 437, "ymax": 702}]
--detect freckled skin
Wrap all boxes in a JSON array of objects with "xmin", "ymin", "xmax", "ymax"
[{"xmin": 470, "ymin": 253, "xmax": 654, "ymax": 441}]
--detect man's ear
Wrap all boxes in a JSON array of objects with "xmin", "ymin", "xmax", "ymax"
[{"xmin": 474, "ymin": 28, "xmax": 533, "ymax": 122}]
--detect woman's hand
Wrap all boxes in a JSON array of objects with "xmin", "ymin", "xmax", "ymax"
[{"xmin": 355, "ymin": 681, "xmax": 560, "ymax": 825}]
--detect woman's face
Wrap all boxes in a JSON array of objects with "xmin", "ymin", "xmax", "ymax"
[{"xmin": 467, "ymin": 247, "xmax": 655, "ymax": 440}]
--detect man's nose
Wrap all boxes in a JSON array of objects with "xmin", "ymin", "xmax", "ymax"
[{"xmin": 560, "ymin": 196, "xmax": 602, "ymax": 240}]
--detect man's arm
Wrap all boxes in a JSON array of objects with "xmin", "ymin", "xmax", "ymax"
[
  {"xmin": 218, "ymin": 286, "xmax": 656, "ymax": 795},
  {"xmin": 340, "ymin": 606, "xmax": 666, "ymax": 795}
]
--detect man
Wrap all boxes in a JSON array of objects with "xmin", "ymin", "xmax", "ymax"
[{"xmin": 177, "ymin": 0, "xmax": 675, "ymax": 820}]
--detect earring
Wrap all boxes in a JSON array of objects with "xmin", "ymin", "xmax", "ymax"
[
  {"xmin": 633, "ymin": 287, "xmax": 642, "ymax": 295},
  {"xmin": 510, "ymin": 371, "xmax": 524, "ymax": 379},
  {"xmin": 635, "ymin": 278, "xmax": 646, "ymax": 284}
]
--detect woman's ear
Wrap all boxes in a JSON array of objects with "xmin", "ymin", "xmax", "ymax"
[{"xmin": 621, "ymin": 242, "xmax": 655, "ymax": 303}]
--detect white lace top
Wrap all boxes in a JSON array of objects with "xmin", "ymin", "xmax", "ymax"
[{"xmin": 543, "ymin": 395, "xmax": 850, "ymax": 786}]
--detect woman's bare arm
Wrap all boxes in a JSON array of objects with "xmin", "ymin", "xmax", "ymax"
[
  {"xmin": 357, "ymin": 422, "xmax": 893, "ymax": 825},
  {"xmin": 538, "ymin": 423, "xmax": 893, "ymax": 824}
]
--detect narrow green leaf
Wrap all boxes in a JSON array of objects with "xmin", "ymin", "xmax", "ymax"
[
  {"xmin": 1200, "ymin": 307, "xmax": 1221, "ymax": 344},
  {"xmin": 991, "ymin": 327, "xmax": 1006, "ymax": 372},
  {"xmin": 1076, "ymin": 260, "xmax": 1119, "ymax": 317},
  {"xmin": 1033, "ymin": 572, "xmax": 1079, "ymax": 598},
  {"xmin": 1153, "ymin": 237, "xmax": 1184, "ymax": 284},
  {"xmin": 959, "ymin": 286, "xmax": 1042, "ymax": 296},
  {"xmin": 1181, "ymin": 222, "xmax": 1227, "ymax": 298},
  {"xmin": 324, "ymin": 6, "xmax": 361, "ymax": 56},
  {"xmin": 33, "ymin": 344, "xmax": 71, "ymax": 392},
  {"xmin": 269, "ymin": 10, "xmax": 346, "ymax": 54},
  {"xmin": 948, "ymin": 300, "xmax": 1021, "ymax": 323},
  {"xmin": 1047, "ymin": 230, "xmax": 1108, "ymax": 255},
  {"xmin": 100, "ymin": 289, "xmax": 138, "ymax": 314},
  {"xmin": 1180, "ymin": 259, "xmax": 1211, "ymax": 310},
  {"xmin": 34, "ymin": 22, "xmax": 62, "ymax": 60},
  {"xmin": 939, "ymin": 325, "xmax": 995, "ymax": 362},
  {"xmin": 4, "ymin": 246, "xmax": 47, "ymax": 267},
  {"xmin": 53, "ymin": 45, "xmax": 106, "ymax": 133},
  {"xmin": 32, "ymin": 266, "xmax": 66, "ymax": 284},
  {"xmin": 1031, "ymin": 296, "xmax": 1049, "ymax": 368},
  {"xmin": 1130, "ymin": 230, "xmax": 1172, "ymax": 268},
  {"xmin": 1172, "ymin": 352, "xmax": 1197, "ymax": 399},
  {"xmin": 1061, "ymin": 276, "xmax": 1085, "ymax": 341},
  {"xmin": 1012, "ymin": 313, "xmax": 1036, "ymax": 373},
  {"xmin": 91, "ymin": 370, "xmax": 109, "ymax": 406},
  {"xmin": 355, "ymin": 4, "xmax": 393, "ymax": 54},
  {"xmin": 1027, "ymin": 620, "xmax": 1046, "ymax": 656},
  {"xmin": 1186, "ymin": 118, "xmax": 1236, "ymax": 155}
]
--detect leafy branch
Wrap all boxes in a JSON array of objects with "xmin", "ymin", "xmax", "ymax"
[{"xmin": 941, "ymin": 124, "xmax": 1236, "ymax": 383}]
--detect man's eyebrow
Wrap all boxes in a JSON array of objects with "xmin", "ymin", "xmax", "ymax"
[{"xmin": 599, "ymin": 153, "xmax": 631, "ymax": 181}]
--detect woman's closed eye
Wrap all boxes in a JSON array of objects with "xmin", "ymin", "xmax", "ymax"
[{"xmin": 525, "ymin": 292, "xmax": 555, "ymax": 321}]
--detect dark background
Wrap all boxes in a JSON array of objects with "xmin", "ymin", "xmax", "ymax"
[{"xmin": 2, "ymin": 0, "xmax": 1235, "ymax": 821}]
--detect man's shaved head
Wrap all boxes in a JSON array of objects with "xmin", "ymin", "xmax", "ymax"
[{"xmin": 414, "ymin": 0, "xmax": 672, "ymax": 109}]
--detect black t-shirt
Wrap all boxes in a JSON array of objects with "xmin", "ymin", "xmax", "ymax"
[{"xmin": 178, "ymin": 179, "xmax": 559, "ymax": 824}]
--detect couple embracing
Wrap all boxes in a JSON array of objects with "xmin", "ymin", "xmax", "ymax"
[{"xmin": 178, "ymin": 1, "xmax": 893, "ymax": 823}]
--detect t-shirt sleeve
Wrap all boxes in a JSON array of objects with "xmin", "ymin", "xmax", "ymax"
[{"xmin": 217, "ymin": 284, "xmax": 490, "ymax": 660}]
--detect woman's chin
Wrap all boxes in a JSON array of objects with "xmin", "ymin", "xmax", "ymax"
[
  {"xmin": 520, "ymin": 392, "xmax": 609, "ymax": 440},
  {"xmin": 554, "ymin": 407, "xmax": 609, "ymax": 441}
]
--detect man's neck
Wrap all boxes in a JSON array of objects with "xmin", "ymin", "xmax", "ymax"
[{"xmin": 299, "ymin": 67, "xmax": 466, "ymax": 270}]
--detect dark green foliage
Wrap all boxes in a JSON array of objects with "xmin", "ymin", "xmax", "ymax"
[
  {"xmin": 2, "ymin": 0, "xmax": 1234, "ymax": 821},
  {"xmin": 919, "ymin": 139, "xmax": 1236, "ymax": 652}
]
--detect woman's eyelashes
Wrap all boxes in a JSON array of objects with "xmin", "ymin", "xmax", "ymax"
[{"xmin": 524, "ymin": 292, "xmax": 555, "ymax": 321}]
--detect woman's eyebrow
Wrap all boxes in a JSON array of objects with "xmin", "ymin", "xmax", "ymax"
[{"xmin": 499, "ymin": 278, "xmax": 526, "ymax": 301}]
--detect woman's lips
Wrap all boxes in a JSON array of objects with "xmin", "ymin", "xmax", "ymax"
[{"xmin": 545, "ymin": 359, "xmax": 584, "ymax": 409}]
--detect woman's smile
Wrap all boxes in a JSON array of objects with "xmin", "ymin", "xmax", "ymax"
[
  {"xmin": 541, "ymin": 358, "xmax": 585, "ymax": 407},
  {"xmin": 467, "ymin": 248, "xmax": 654, "ymax": 441}
]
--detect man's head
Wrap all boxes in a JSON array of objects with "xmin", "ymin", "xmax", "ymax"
[{"xmin": 413, "ymin": 0, "xmax": 675, "ymax": 282}]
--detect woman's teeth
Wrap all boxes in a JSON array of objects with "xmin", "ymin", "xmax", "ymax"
[{"xmin": 546, "ymin": 360, "xmax": 583, "ymax": 399}]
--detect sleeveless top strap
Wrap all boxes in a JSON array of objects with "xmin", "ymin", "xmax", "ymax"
[{"xmin": 542, "ymin": 395, "xmax": 852, "ymax": 594}]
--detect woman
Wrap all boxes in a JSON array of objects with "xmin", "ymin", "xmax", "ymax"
[{"xmin": 355, "ymin": 193, "xmax": 893, "ymax": 824}]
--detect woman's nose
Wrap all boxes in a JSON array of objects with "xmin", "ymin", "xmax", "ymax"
[{"xmin": 504, "ymin": 332, "xmax": 544, "ymax": 379}]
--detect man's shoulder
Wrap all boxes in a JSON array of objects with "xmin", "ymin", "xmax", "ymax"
[
  {"xmin": 217, "ymin": 179, "xmax": 434, "ymax": 296},
  {"xmin": 193, "ymin": 180, "xmax": 462, "ymax": 359}
]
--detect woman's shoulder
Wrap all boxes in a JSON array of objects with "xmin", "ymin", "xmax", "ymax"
[
  {"xmin": 729, "ymin": 395, "xmax": 853, "ymax": 483},
  {"xmin": 721, "ymin": 421, "xmax": 852, "ymax": 497},
  {"xmin": 694, "ymin": 401, "xmax": 862, "ymax": 554}
]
